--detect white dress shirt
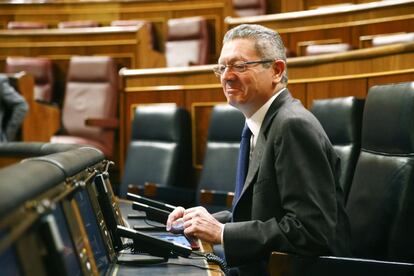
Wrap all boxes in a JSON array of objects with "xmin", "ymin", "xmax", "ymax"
[{"xmin": 220, "ymin": 88, "xmax": 285, "ymax": 244}]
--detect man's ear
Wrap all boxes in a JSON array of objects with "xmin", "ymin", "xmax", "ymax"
[{"xmin": 272, "ymin": 60, "xmax": 285, "ymax": 84}]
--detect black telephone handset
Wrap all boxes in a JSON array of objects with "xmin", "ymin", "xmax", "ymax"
[
  {"xmin": 116, "ymin": 225, "xmax": 192, "ymax": 258},
  {"xmin": 127, "ymin": 193, "xmax": 176, "ymax": 212},
  {"xmin": 132, "ymin": 202, "xmax": 170, "ymax": 225}
]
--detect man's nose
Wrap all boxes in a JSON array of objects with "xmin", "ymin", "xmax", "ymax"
[{"xmin": 221, "ymin": 67, "xmax": 236, "ymax": 80}]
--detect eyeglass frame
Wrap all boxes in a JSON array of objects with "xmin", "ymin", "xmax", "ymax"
[{"xmin": 212, "ymin": 59, "xmax": 275, "ymax": 76}]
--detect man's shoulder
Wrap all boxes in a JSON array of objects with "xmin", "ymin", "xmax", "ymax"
[
  {"xmin": 269, "ymin": 100, "xmax": 324, "ymax": 137},
  {"xmin": 0, "ymin": 74, "xmax": 8, "ymax": 82}
]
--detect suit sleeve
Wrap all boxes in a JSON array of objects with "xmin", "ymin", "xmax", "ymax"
[
  {"xmin": 223, "ymin": 116, "xmax": 340, "ymax": 266},
  {"xmin": 1, "ymin": 78, "xmax": 29, "ymax": 141},
  {"xmin": 213, "ymin": 210, "xmax": 232, "ymax": 223}
]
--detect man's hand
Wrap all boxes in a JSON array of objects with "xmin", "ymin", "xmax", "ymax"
[
  {"xmin": 166, "ymin": 206, "xmax": 186, "ymax": 231},
  {"xmin": 182, "ymin": 206, "xmax": 223, "ymax": 245}
]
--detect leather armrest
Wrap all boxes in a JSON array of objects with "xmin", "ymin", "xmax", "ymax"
[
  {"xmin": 35, "ymin": 99, "xmax": 59, "ymax": 107},
  {"xmin": 85, "ymin": 118, "xmax": 119, "ymax": 129},
  {"xmin": 268, "ymin": 251, "xmax": 414, "ymax": 276},
  {"xmin": 143, "ymin": 182, "xmax": 195, "ymax": 207},
  {"xmin": 199, "ymin": 189, "xmax": 234, "ymax": 208}
]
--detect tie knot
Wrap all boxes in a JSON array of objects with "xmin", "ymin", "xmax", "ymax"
[{"xmin": 242, "ymin": 125, "xmax": 252, "ymax": 138}]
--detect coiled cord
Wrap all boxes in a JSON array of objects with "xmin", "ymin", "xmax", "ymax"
[{"xmin": 192, "ymin": 251, "xmax": 229, "ymax": 275}]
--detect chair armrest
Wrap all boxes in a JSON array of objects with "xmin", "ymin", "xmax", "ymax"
[
  {"xmin": 199, "ymin": 189, "xmax": 234, "ymax": 208},
  {"xmin": 85, "ymin": 117, "xmax": 119, "ymax": 129},
  {"xmin": 143, "ymin": 182, "xmax": 195, "ymax": 207},
  {"xmin": 268, "ymin": 251, "xmax": 414, "ymax": 276}
]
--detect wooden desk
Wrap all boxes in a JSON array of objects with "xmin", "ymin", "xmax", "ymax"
[
  {"xmin": 119, "ymin": 41, "xmax": 414, "ymax": 176},
  {"xmin": 226, "ymin": 0, "xmax": 414, "ymax": 56},
  {"xmin": 278, "ymin": 0, "xmax": 377, "ymax": 12},
  {"xmin": 0, "ymin": 0, "xmax": 234, "ymax": 64},
  {"xmin": 116, "ymin": 199, "xmax": 223, "ymax": 275},
  {"xmin": 0, "ymin": 25, "xmax": 163, "ymax": 86}
]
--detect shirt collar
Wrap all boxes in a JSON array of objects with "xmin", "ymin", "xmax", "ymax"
[{"xmin": 246, "ymin": 88, "xmax": 285, "ymax": 137}]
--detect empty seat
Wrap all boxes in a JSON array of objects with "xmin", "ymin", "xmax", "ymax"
[
  {"xmin": 310, "ymin": 97, "xmax": 364, "ymax": 202},
  {"xmin": 119, "ymin": 104, "xmax": 193, "ymax": 205},
  {"xmin": 197, "ymin": 104, "xmax": 245, "ymax": 212},
  {"xmin": 305, "ymin": 43, "xmax": 353, "ymax": 56},
  {"xmin": 6, "ymin": 57, "xmax": 55, "ymax": 103},
  {"xmin": 50, "ymin": 56, "xmax": 118, "ymax": 158},
  {"xmin": 57, "ymin": 20, "xmax": 100, "ymax": 28},
  {"xmin": 233, "ymin": 0, "xmax": 267, "ymax": 17},
  {"xmin": 166, "ymin": 16, "xmax": 209, "ymax": 67},
  {"xmin": 346, "ymin": 82, "xmax": 414, "ymax": 262},
  {"xmin": 268, "ymin": 82, "xmax": 414, "ymax": 275},
  {"xmin": 7, "ymin": 21, "xmax": 48, "ymax": 29},
  {"xmin": 372, "ymin": 32, "xmax": 414, "ymax": 47}
]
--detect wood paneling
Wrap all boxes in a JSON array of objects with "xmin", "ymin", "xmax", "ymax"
[
  {"xmin": 226, "ymin": 0, "xmax": 414, "ymax": 56},
  {"xmin": 0, "ymin": 0, "xmax": 234, "ymax": 64},
  {"xmin": 119, "ymin": 42, "xmax": 414, "ymax": 177},
  {"xmin": 0, "ymin": 25, "xmax": 164, "ymax": 100}
]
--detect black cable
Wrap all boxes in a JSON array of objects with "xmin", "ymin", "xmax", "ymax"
[
  {"xmin": 191, "ymin": 251, "xmax": 230, "ymax": 275},
  {"xmin": 167, "ymin": 260, "xmax": 226, "ymax": 275}
]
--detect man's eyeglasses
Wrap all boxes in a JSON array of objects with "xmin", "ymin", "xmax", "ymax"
[{"xmin": 212, "ymin": 59, "xmax": 274, "ymax": 76}]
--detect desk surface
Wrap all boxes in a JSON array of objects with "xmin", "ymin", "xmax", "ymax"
[{"xmin": 113, "ymin": 200, "xmax": 223, "ymax": 275}]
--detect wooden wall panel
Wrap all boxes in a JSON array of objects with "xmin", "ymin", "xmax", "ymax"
[
  {"xmin": 287, "ymin": 83, "xmax": 307, "ymax": 107},
  {"xmin": 306, "ymin": 79, "xmax": 367, "ymax": 107},
  {"xmin": 367, "ymin": 73, "xmax": 414, "ymax": 89},
  {"xmin": 186, "ymin": 88, "xmax": 226, "ymax": 168}
]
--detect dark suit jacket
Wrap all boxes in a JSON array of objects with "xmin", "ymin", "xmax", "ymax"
[
  {"xmin": 214, "ymin": 89, "xmax": 351, "ymax": 274},
  {"xmin": 0, "ymin": 74, "xmax": 28, "ymax": 142}
]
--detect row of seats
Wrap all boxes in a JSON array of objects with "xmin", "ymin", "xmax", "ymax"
[
  {"xmin": 6, "ymin": 56, "xmax": 119, "ymax": 158},
  {"xmin": 301, "ymin": 32, "xmax": 414, "ymax": 56},
  {"xmin": 8, "ymin": 19, "xmax": 414, "ymax": 61},
  {"xmin": 121, "ymin": 94, "xmax": 363, "ymax": 211},
  {"xmin": 121, "ymin": 81, "xmax": 411, "ymax": 216},
  {"xmin": 6, "ymin": 16, "xmax": 210, "ymax": 67},
  {"xmin": 121, "ymin": 104, "xmax": 244, "ymax": 211}
]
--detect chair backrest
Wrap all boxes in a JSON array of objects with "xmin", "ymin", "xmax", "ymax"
[
  {"xmin": 196, "ymin": 104, "xmax": 245, "ymax": 210},
  {"xmin": 51, "ymin": 56, "xmax": 117, "ymax": 157},
  {"xmin": 232, "ymin": 0, "xmax": 267, "ymax": 17},
  {"xmin": 305, "ymin": 43, "xmax": 353, "ymax": 56},
  {"xmin": 346, "ymin": 82, "xmax": 414, "ymax": 263},
  {"xmin": 120, "ymin": 104, "xmax": 192, "ymax": 197},
  {"xmin": 310, "ymin": 97, "xmax": 364, "ymax": 202},
  {"xmin": 57, "ymin": 20, "xmax": 100, "ymax": 28},
  {"xmin": 6, "ymin": 57, "xmax": 55, "ymax": 103},
  {"xmin": 165, "ymin": 16, "xmax": 209, "ymax": 67},
  {"xmin": 7, "ymin": 21, "xmax": 48, "ymax": 29},
  {"xmin": 372, "ymin": 32, "xmax": 414, "ymax": 47}
]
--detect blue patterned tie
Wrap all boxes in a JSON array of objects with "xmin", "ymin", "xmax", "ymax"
[{"xmin": 234, "ymin": 124, "xmax": 252, "ymax": 207}]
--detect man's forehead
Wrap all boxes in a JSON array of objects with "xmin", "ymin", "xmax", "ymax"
[{"xmin": 219, "ymin": 39, "xmax": 257, "ymax": 62}]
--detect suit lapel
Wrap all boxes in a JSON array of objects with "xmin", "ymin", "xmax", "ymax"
[{"xmin": 236, "ymin": 89, "xmax": 293, "ymax": 202}]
